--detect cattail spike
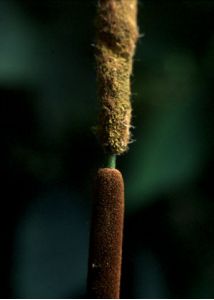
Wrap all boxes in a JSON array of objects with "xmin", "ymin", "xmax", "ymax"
[
  {"xmin": 95, "ymin": 0, "xmax": 139, "ymax": 155},
  {"xmin": 87, "ymin": 168, "xmax": 124, "ymax": 298}
]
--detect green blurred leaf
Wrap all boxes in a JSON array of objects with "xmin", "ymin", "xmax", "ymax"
[{"xmin": 126, "ymin": 52, "xmax": 206, "ymax": 212}]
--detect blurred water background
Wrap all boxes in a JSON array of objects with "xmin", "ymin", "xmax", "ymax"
[{"xmin": 0, "ymin": 0, "xmax": 214, "ymax": 298}]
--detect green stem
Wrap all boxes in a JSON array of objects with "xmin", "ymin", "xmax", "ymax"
[{"xmin": 106, "ymin": 154, "xmax": 116, "ymax": 169}]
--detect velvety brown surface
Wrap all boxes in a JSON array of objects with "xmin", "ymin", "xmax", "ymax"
[{"xmin": 87, "ymin": 168, "xmax": 124, "ymax": 299}]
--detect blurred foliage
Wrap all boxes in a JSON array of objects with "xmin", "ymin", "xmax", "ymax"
[{"xmin": 0, "ymin": 0, "xmax": 214, "ymax": 298}]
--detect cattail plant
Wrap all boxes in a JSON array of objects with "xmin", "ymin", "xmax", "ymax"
[{"xmin": 87, "ymin": 0, "xmax": 139, "ymax": 298}]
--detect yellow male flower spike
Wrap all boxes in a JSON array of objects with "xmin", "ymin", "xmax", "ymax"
[{"xmin": 95, "ymin": 0, "xmax": 139, "ymax": 155}]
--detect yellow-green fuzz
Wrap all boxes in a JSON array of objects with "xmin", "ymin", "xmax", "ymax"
[{"xmin": 95, "ymin": 0, "xmax": 139, "ymax": 155}]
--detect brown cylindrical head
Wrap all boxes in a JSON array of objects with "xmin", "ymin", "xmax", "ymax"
[{"xmin": 87, "ymin": 168, "xmax": 124, "ymax": 299}]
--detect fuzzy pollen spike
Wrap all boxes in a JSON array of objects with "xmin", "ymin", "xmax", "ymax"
[{"xmin": 95, "ymin": 0, "xmax": 139, "ymax": 155}]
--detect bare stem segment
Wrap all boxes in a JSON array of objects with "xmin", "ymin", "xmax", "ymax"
[
  {"xmin": 96, "ymin": 0, "xmax": 139, "ymax": 155},
  {"xmin": 87, "ymin": 168, "xmax": 124, "ymax": 298}
]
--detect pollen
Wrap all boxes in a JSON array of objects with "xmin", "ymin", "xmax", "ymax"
[{"xmin": 95, "ymin": 0, "xmax": 139, "ymax": 155}]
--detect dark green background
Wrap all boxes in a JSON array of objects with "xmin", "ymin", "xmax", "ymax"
[{"xmin": 0, "ymin": 0, "xmax": 214, "ymax": 298}]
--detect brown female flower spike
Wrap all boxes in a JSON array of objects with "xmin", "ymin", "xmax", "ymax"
[
  {"xmin": 87, "ymin": 168, "xmax": 124, "ymax": 298},
  {"xmin": 95, "ymin": 0, "xmax": 139, "ymax": 155}
]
